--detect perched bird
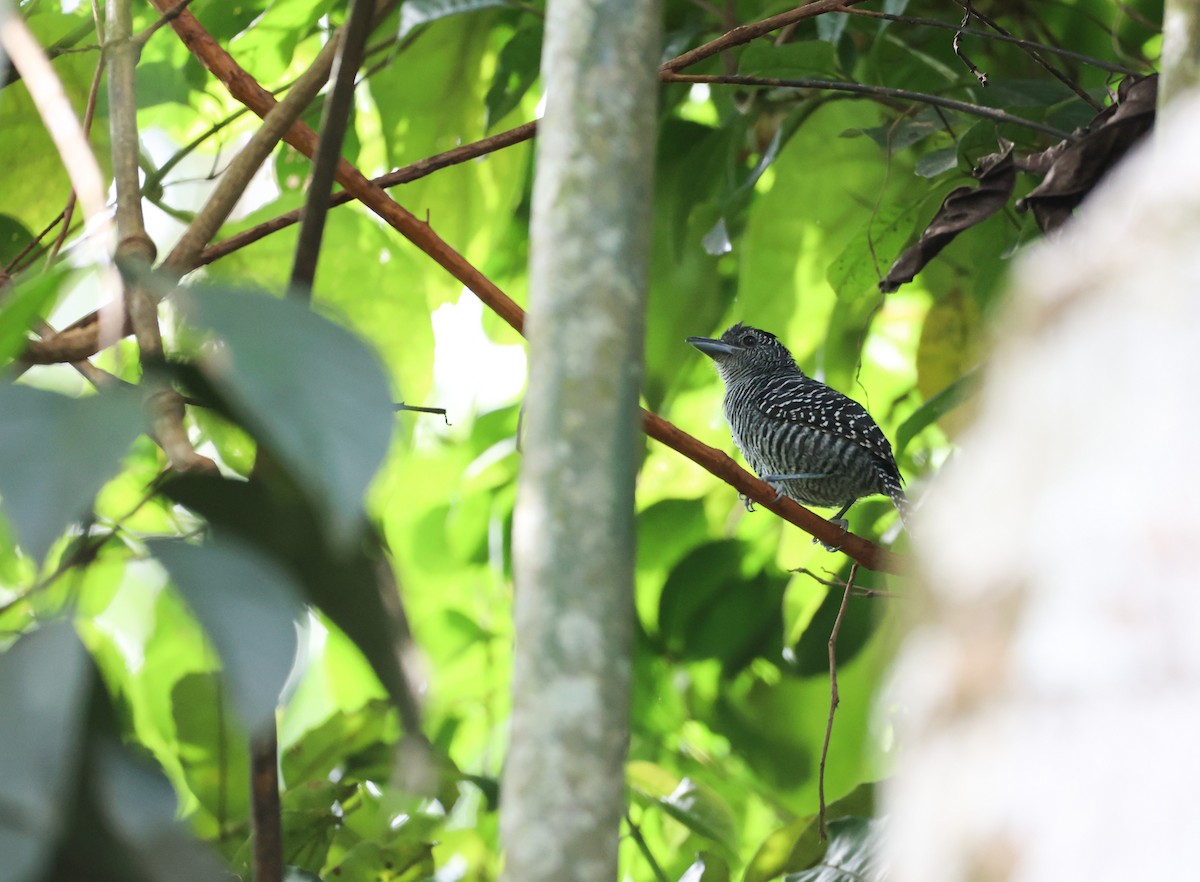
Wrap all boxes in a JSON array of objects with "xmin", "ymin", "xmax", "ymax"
[{"xmin": 687, "ymin": 323, "xmax": 907, "ymax": 527}]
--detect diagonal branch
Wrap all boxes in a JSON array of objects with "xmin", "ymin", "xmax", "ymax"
[{"xmin": 143, "ymin": 0, "xmax": 910, "ymax": 573}]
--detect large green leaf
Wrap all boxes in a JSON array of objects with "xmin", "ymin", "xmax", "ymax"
[
  {"xmin": 160, "ymin": 474, "xmax": 416, "ymax": 717},
  {"xmin": 0, "ymin": 623, "xmax": 92, "ymax": 882},
  {"xmin": 784, "ymin": 816, "xmax": 881, "ymax": 881},
  {"xmin": 151, "ymin": 538, "xmax": 304, "ymax": 730},
  {"xmin": 627, "ymin": 760, "xmax": 738, "ymax": 858},
  {"xmin": 174, "ymin": 283, "xmax": 395, "ymax": 547},
  {"xmin": 0, "ymin": 386, "xmax": 144, "ymax": 561}
]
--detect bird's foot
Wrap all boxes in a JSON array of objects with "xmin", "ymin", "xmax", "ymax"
[
  {"xmin": 812, "ymin": 516, "xmax": 850, "ymax": 552},
  {"xmin": 740, "ymin": 493, "xmax": 756, "ymax": 512}
]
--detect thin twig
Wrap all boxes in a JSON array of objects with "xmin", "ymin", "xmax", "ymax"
[
  {"xmin": 133, "ymin": 0, "xmax": 196, "ymax": 44},
  {"xmin": 289, "ymin": 0, "xmax": 375, "ymax": 298},
  {"xmin": 624, "ymin": 812, "xmax": 671, "ymax": 882},
  {"xmin": 843, "ymin": 8, "xmax": 1139, "ymax": 75},
  {"xmin": 952, "ymin": 0, "xmax": 1105, "ymax": 112},
  {"xmin": 953, "ymin": 2, "xmax": 988, "ymax": 87},
  {"xmin": 198, "ymin": 120, "xmax": 538, "ymax": 265},
  {"xmin": 818, "ymin": 562, "xmax": 858, "ymax": 841},
  {"xmin": 162, "ymin": 36, "xmax": 341, "ymax": 273},
  {"xmin": 47, "ymin": 18, "xmax": 107, "ymax": 265},
  {"xmin": 660, "ymin": 71, "xmax": 1077, "ymax": 141}
]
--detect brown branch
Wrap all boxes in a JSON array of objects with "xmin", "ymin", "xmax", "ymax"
[
  {"xmin": 661, "ymin": 72, "xmax": 1077, "ymax": 141},
  {"xmin": 661, "ymin": 0, "xmax": 868, "ymax": 72},
  {"xmin": 140, "ymin": 0, "xmax": 908, "ymax": 574},
  {"xmin": 198, "ymin": 120, "xmax": 539, "ymax": 265},
  {"xmin": 250, "ymin": 723, "xmax": 283, "ymax": 882},
  {"xmin": 818, "ymin": 562, "xmax": 858, "ymax": 841}
]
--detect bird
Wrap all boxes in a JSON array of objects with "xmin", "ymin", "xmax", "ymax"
[{"xmin": 687, "ymin": 323, "xmax": 907, "ymax": 528}]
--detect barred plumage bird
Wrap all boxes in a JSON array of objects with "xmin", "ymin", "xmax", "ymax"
[{"xmin": 687, "ymin": 323, "xmax": 907, "ymax": 526}]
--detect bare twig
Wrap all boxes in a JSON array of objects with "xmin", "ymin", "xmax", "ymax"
[
  {"xmin": 198, "ymin": 120, "xmax": 538, "ymax": 265},
  {"xmin": 818, "ymin": 562, "xmax": 858, "ymax": 841},
  {"xmin": 163, "ymin": 36, "xmax": 342, "ymax": 273},
  {"xmin": 107, "ymin": 0, "xmax": 214, "ymax": 474},
  {"xmin": 844, "ymin": 8, "xmax": 1139, "ymax": 75},
  {"xmin": 660, "ymin": 71, "xmax": 1077, "ymax": 141},
  {"xmin": 47, "ymin": 22, "xmax": 107, "ymax": 265},
  {"xmin": 953, "ymin": 3, "xmax": 988, "ymax": 87},
  {"xmin": 952, "ymin": 0, "xmax": 1105, "ymax": 112},
  {"xmin": 289, "ymin": 0, "xmax": 376, "ymax": 298}
]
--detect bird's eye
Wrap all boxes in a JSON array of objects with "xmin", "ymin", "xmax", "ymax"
[{"xmin": 741, "ymin": 332, "xmax": 758, "ymax": 347}]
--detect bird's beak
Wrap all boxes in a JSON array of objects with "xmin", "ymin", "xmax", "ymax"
[{"xmin": 687, "ymin": 336, "xmax": 734, "ymax": 359}]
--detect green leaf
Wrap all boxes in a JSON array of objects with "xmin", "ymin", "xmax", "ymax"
[
  {"xmin": 0, "ymin": 214, "xmax": 34, "ymax": 264},
  {"xmin": 627, "ymin": 761, "xmax": 738, "ymax": 857},
  {"xmin": 485, "ymin": 25, "xmax": 542, "ymax": 131},
  {"xmin": 160, "ymin": 474, "xmax": 415, "ymax": 718},
  {"xmin": 174, "ymin": 284, "xmax": 395, "ymax": 548},
  {"xmin": 0, "ymin": 385, "xmax": 144, "ymax": 560},
  {"xmin": 914, "ymin": 147, "xmax": 959, "ymax": 179},
  {"xmin": 784, "ymin": 816, "xmax": 881, "ymax": 881},
  {"xmin": 826, "ymin": 197, "xmax": 931, "ymax": 302},
  {"xmin": 895, "ymin": 369, "xmax": 981, "ymax": 456},
  {"xmin": 0, "ymin": 265, "xmax": 71, "ymax": 366},
  {"xmin": 151, "ymin": 537, "xmax": 305, "ymax": 730},
  {"xmin": 170, "ymin": 672, "xmax": 251, "ymax": 830},
  {"xmin": 0, "ymin": 623, "xmax": 92, "ymax": 882},
  {"xmin": 745, "ymin": 783, "xmax": 874, "ymax": 882},
  {"xmin": 738, "ymin": 41, "xmax": 840, "ymax": 79},
  {"xmin": 656, "ymin": 540, "xmax": 785, "ymax": 671}
]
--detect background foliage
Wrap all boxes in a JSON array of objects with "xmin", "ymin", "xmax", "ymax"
[{"xmin": 0, "ymin": 0, "xmax": 1161, "ymax": 880}]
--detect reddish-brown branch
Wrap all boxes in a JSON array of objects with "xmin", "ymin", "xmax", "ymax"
[{"xmin": 32, "ymin": 0, "xmax": 904, "ymax": 573}]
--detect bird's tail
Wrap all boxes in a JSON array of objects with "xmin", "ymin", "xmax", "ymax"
[{"xmin": 884, "ymin": 476, "xmax": 910, "ymax": 529}]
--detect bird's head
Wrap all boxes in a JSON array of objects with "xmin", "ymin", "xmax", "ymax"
[{"xmin": 687, "ymin": 323, "xmax": 799, "ymax": 382}]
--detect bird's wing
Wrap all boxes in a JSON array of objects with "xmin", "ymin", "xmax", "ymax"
[{"xmin": 756, "ymin": 374, "xmax": 900, "ymax": 467}]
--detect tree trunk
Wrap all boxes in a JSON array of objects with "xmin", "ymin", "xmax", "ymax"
[{"xmin": 501, "ymin": 0, "xmax": 660, "ymax": 880}]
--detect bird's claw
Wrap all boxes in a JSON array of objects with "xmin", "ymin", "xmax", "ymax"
[{"xmin": 812, "ymin": 517, "xmax": 850, "ymax": 552}]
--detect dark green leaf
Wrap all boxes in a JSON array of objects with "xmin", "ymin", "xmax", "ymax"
[
  {"xmin": 738, "ymin": 41, "xmax": 840, "ymax": 79},
  {"xmin": 160, "ymin": 474, "xmax": 415, "ymax": 717},
  {"xmin": 0, "ymin": 623, "xmax": 91, "ymax": 882},
  {"xmin": 895, "ymin": 369, "xmax": 981, "ymax": 455},
  {"xmin": 657, "ymin": 540, "xmax": 785, "ymax": 670},
  {"xmin": 485, "ymin": 26, "xmax": 542, "ymax": 131},
  {"xmin": 0, "ymin": 386, "xmax": 143, "ymax": 560},
  {"xmin": 152, "ymin": 538, "xmax": 304, "ymax": 730},
  {"xmin": 174, "ymin": 284, "xmax": 395, "ymax": 548}
]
